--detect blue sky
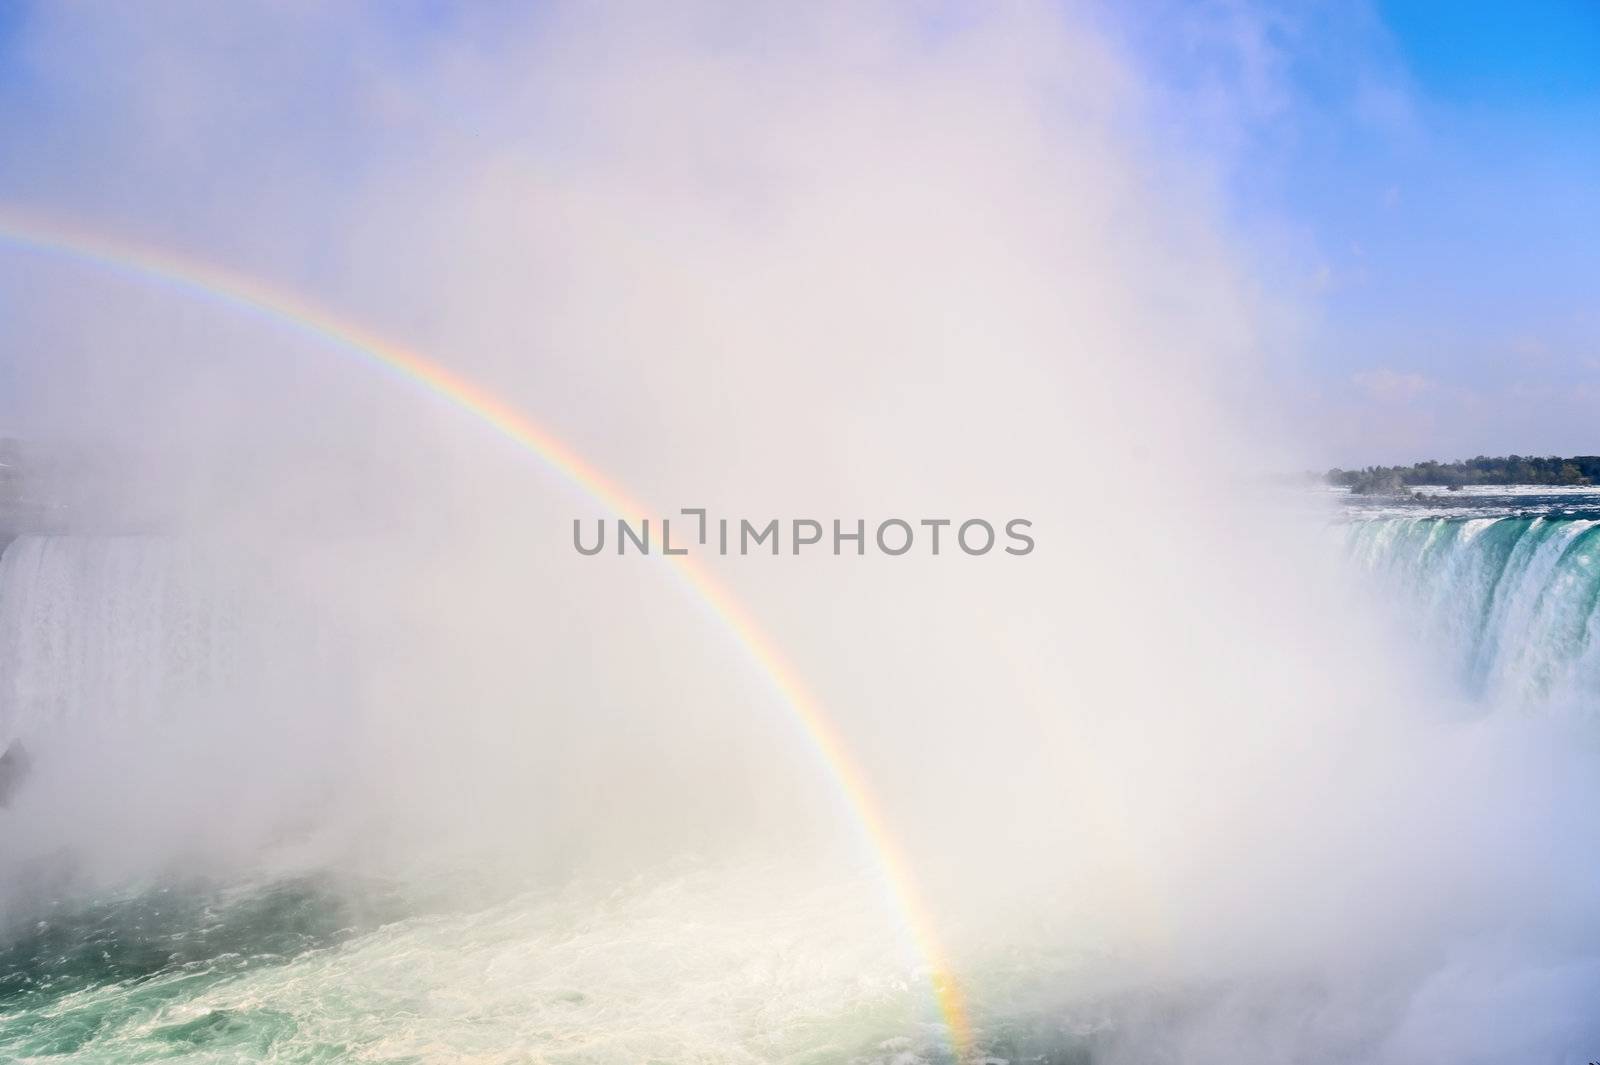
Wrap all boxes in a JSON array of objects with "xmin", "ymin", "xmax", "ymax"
[{"xmin": 1119, "ymin": 0, "xmax": 1600, "ymax": 465}]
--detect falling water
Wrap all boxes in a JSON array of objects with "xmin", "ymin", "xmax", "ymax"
[
  {"xmin": 0, "ymin": 536, "xmax": 246, "ymax": 743},
  {"xmin": 1346, "ymin": 515, "xmax": 1600, "ymax": 713}
]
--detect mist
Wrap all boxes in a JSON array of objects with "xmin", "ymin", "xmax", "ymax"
[{"xmin": 1, "ymin": 3, "xmax": 1597, "ymax": 1062}]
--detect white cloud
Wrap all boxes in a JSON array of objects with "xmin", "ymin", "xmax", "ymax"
[{"xmin": 1353, "ymin": 367, "xmax": 1432, "ymax": 403}]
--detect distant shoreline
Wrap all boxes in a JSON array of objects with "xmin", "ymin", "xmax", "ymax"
[{"xmin": 1326, "ymin": 455, "xmax": 1600, "ymax": 495}]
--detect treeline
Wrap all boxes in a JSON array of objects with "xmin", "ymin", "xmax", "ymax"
[{"xmin": 1327, "ymin": 455, "xmax": 1600, "ymax": 494}]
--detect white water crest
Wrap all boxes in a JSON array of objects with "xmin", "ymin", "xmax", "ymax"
[{"xmin": 1347, "ymin": 515, "xmax": 1600, "ymax": 713}]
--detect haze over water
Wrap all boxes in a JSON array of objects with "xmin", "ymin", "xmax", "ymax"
[{"xmin": 1, "ymin": 3, "xmax": 1599, "ymax": 1063}]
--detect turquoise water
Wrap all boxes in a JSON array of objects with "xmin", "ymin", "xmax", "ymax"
[
  {"xmin": 0, "ymin": 864, "xmax": 963, "ymax": 1064},
  {"xmin": 0, "ymin": 877, "xmax": 382, "ymax": 1061},
  {"xmin": 0, "ymin": 861, "xmax": 1147, "ymax": 1063},
  {"xmin": 1346, "ymin": 514, "xmax": 1600, "ymax": 710}
]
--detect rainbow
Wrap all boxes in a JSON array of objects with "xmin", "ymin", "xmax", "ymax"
[{"xmin": 0, "ymin": 208, "xmax": 973, "ymax": 1055}]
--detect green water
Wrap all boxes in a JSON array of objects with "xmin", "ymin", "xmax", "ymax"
[
  {"xmin": 0, "ymin": 865, "xmax": 982, "ymax": 1064},
  {"xmin": 0, "ymin": 877, "xmax": 391, "ymax": 1062}
]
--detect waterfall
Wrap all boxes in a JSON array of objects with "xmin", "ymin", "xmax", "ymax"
[
  {"xmin": 0, "ymin": 536, "xmax": 252, "ymax": 743},
  {"xmin": 0, "ymin": 534, "xmax": 356, "ymax": 757},
  {"xmin": 1347, "ymin": 516, "xmax": 1600, "ymax": 712}
]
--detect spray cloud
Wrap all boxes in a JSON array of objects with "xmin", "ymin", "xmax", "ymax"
[{"xmin": 0, "ymin": 3, "xmax": 1595, "ymax": 1061}]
